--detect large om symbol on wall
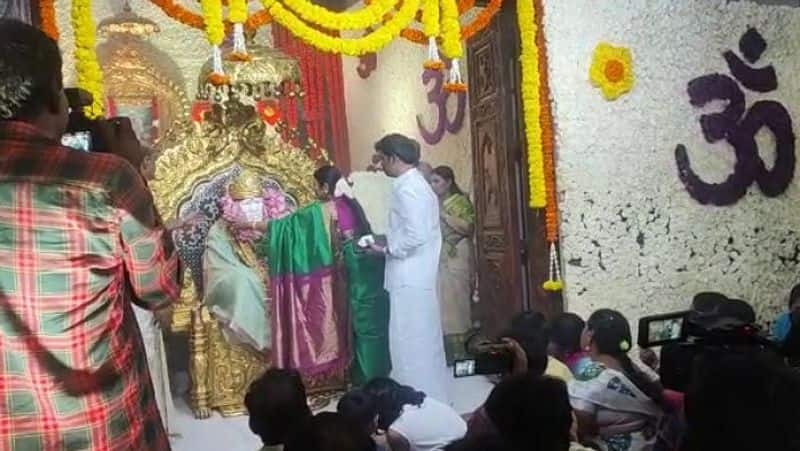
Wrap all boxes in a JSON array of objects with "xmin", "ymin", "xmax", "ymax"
[
  {"xmin": 416, "ymin": 67, "xmax": 467, "ymax": 145},
  {"xmin": 675, "ymin": 28, "xmax": 796, "ymax": 206}
]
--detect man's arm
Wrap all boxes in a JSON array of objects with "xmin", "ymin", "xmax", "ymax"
[
  {"xmin": 386, "ymin": 186, "xmax": 429, "ymax": 259},
  {"xmin": 113, "ymin": 161, "xmax": 181, "ymax": 310}
]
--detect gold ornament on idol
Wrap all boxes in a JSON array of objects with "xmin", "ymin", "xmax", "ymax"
[
  {"xmin": 71, "ymin": 0, "xmax": 105, "ymax": 118},
  {"xmin": 229, "ymin": 171, "xmax": 264, "ymax": 200}
]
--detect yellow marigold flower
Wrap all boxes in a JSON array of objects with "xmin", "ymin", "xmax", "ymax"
[{"xmin": 589, "ymin": 43, "xmax": 634, "ymax": 101}]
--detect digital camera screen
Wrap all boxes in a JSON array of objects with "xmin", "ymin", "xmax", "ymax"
[
  {"xmin": 638, "ymin": 311, "xmax": 690, "ymax": 348},
  {"xmin": 648, "ymin": 317, "xmax": 684, "ymax": 343},
  {"xmin": 61, "ymin": 131, "xmax": 91, "ymax": 152},
  {"xmin": 453, "ymin": 359, "xmax": 476, "ymax": 378}
]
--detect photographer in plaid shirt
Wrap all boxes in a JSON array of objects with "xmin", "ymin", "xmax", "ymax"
[{"xmin": 0, "ymin": 20, "xmax": 181, "ymax": 450}]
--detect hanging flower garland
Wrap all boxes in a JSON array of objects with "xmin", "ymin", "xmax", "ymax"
[
  {"xmin": 39, "ymin": 0, "xmax": 59, "ymax": 41},
  {"xmin": 229, "ymin": 0, "xmax": 250, "ymax": 59},
  {"xmin": 260, "ymin": 0, "xmax": 420, "ymax": 56},
  {"xmin": 71, "ymin": 0, "xmax": 104, "ymax": 118},
  {"xmin": 421, "ymin": 0, "xmax": 442, "ymax": 70},
  {"xmin": 147, "ymin": 0, "xmax": 271, "ymax": 32},
  {"xmin": 278, "ymin": 0, "xmax": 399, "ymax": 31},
  {"xmin": 201, "ymin": 0, "xmax": 229, "ymax": 84},
  {"xmin": 532, "ymin": 0, "xmax": 561, "ymax": 292},
  {"xmin": 439, "ymin": 0, "xmax": 465, "ymax": 91},
  {"xmin": 516, "ymin": 0, "xmax": 545, "ymax": 208}
]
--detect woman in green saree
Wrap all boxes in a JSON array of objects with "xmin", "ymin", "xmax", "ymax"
[
  {"xmin": 430, "ymin": 166, "xmax": 476, "ymax": 364},
  {"xmin": 245, "ymin": 166, "xmax": 391, "ymax": 386}
]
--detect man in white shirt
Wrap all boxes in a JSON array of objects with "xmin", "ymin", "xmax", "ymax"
[{"xmin": 370, "ymin": 134, "xmax": 450, "ymax": 403}]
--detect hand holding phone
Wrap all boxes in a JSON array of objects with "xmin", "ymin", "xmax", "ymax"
[{"xmin": 95, "ymin": 118, "xmax": 145, "ymax": 168}]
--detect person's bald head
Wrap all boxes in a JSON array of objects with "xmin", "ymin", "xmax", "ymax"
[{"xmin": 417, "ymin": 161, "xmax": 433, "ymax": 182}]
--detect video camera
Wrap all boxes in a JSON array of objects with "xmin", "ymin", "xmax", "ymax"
[
  {"xmin": 638, "ymin": 310, "xmax": 777, "ymax": 391},
  {"xmin": 453, "ymin": 332, "xmax": 514, "ymax": 378},
  {"xmin": 62, "ymin": 87, "xmax": 107, "ymax": 152}
]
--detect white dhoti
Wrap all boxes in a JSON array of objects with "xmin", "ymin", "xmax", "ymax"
[
  {"xmin": 133, "ymin": 306, "xmax": 177, "ymax": 437},
  {"xmin": 388, "ymin": 286, "xmax": 450, "ymax": 404}
]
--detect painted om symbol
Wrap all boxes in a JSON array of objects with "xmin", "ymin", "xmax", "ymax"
[
  {"xmin": 416, "ymin": 67, "xmax": 467, "ymax": 145},
  {"xmin": 675, "ymin": 28, "xmax": 795, "ymax": 206}
]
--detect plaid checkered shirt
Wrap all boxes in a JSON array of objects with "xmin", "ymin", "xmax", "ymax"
[{"xmin": 0, "ymin": 121, "xmax": 181, "ymax": 450}]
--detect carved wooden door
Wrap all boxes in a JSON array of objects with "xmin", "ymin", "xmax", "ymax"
[{"xmin": 467, "ymin": 2, "xmax": 529, "ymax": 337}]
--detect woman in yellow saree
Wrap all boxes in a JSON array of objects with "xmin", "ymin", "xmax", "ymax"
[{"xmin": 430, "ymin": 166, "xmax": 476, "ymax": 364}]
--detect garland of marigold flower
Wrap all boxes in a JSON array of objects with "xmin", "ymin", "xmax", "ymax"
[
  {"xmin": 71, "ymin": 0, "xmax": 104, "ymax": 118},
  {"xmin": 533, "ymin": 0, "xmax": 562, "ymax": 291},
  {"xmin": 229, "ymin": 0, "xmax": 248, "ymax": 23},
  {"xmin": 147, "ymin": 0, "xmax": 271, "ymax": 32},
  {"xmin": 278, "ymin": 0, "xmax": 399, "ymax": 30},
  {"xmin": 39, "ymin": 0, "xmax": 59, "ymax": 41},
  {"xmin": 260, "ymin": 0, "xmax": 420, "ymax": 56},
  {"xmin": 201, "ymin": 0, "xmax": 225, "ymax": 46},
  {"xmin": 516, "ymin": 0, "xmax": 545, "ymax": 208}
]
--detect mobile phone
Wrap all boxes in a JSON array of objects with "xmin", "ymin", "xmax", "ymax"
[
  {"xmin": 453, "ymin": 353, "xmax": 513, "ymax": 378},
  {"xmin": 61, "ymin": 131, "xmax": 92, "ymax": 152},
  {"xmin": 637, "ymin": 311, "xmax": 690, "ymax": 348}
]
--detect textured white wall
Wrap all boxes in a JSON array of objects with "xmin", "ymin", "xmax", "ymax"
[
  {"xmin": 544, "ymin": 0, "xmax": 800, "ymax": 325},
  {"xmin": 341, "ymin": 38, "xmax": 473, "ymax": 195}
]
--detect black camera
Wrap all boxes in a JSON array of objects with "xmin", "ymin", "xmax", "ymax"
[
  {"xmin": 638, "ymin": 310, "xmax": 776, "ymax": 391},
  {"xmin": 453, "ymin": 332, "xmax": 514, "ymax": 378},
  {"xmin": 62, "ymin": 87, "xmax": 106, "ymax": 152}
]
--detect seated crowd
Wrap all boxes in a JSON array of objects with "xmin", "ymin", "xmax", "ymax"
[{"xmin": 246, "ymin": 291, "xmax": 800, "ymax": 451}]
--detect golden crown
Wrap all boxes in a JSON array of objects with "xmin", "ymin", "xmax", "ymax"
[{"xmin": 228, "ymin": 170, "xmax": 263, "ymax": 200}]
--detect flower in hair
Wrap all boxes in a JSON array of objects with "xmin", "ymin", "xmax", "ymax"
[
  {"xmin": 619, "ymin": 340, "xmax": 630, "ymax": 352},
  {"xmin": 0, "ymin": 75, "xmax": 32, "ymax": 119}
]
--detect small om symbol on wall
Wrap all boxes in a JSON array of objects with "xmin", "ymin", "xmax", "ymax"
[
  {"xmin": 675, "ymin": 28, "xmax": 796, "ymax": 206},
  {"xmin": 416, "ymin": 66, "xmax": 467, "ymax": 146}
]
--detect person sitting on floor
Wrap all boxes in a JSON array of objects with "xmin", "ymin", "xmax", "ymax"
[
  {"xmin": 467, "ymin": 373, "xmax": 593, "ymax": 451},
  {"xmin": 549, "ymin": 312, "xmax": 592, "ymax": 377},
  {"xmin": 569, "ymin": 309, "xmax": 664, "ymax": 451},
  {"xmin": 338, "ymin": 388, "xmax": 389, "ymax": 451},
  {"xmin": 363, "ymin": 377, "xmax": 467, "ymax": 451},
  {"xmin": 245, "ymin": 369, "xmax": 312, "ymax": 451},
  {"xmin": 284, "ymin": 412, "xmax": 377, "ymax": 451}
]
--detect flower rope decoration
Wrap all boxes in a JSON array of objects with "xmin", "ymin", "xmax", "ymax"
[
  {"xmin": 147, "ymin": 0, "xmax": 271, "ymax": 33},
  {"xmin": 532, "ymin": 0, "xmax": 562, "ymax": 291},
  {"xmin": 259, "ymin": 0, "xmax": 420, "ymax": 56},
  {"xmin": 278, "ymin": 0, "xmax": 399, "ymax": 30},
  {"xmin": 229, "ymin": 0, "xmax": 250, "ymax": 58},
  {"xmin": 439, "ymin": 0, "xmax": 465, "ymax": 91},
  {"xmin": 516, "ymin": 0, "xmax": 545, "ymax": 208},
  {"xmin": 421, "ymin": 0, "xmax": 442, "ymax": 70},
  {"xmin": 200, "ymin": 0, "xmax": 228, "ymax": 84},
  {"xmin": 71, "ymin": 0, "xmax": 104, "ymax": 118},
  {"xmin": 589, "ymin": 43, "xmax": 634, "ymax": 101},
  {"xmin": 39, "ymin": 0, "xmax": 59, "ymax": 41}
]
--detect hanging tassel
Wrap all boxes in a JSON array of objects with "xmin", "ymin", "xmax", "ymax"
[
  {"xmin": 207, "ymin": 46, "xmax": 230, "ymax": 86},
  {"xmin": 230, "ymin": 23, "xmax": 251, "ymax": 61},
  {"xmin": 543, "ymin": 242, "xmax": 563, "ymax": 292},
  {"xmin": 444, "ymin": 58, "xmax": 467, "ymax": 93},
  {"xmin": 424, "ymin": 37, "xmax": 444, "ymax": 71}
]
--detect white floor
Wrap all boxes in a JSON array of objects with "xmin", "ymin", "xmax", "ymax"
[{"xmin": 169, "ymin": 372, "xmax": 493, "ymax": 451}]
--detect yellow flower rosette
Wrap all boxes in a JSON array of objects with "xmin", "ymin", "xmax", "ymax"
[{"xmin": 589, "ymin": 43, "xmax": 634, "ymax": 101}]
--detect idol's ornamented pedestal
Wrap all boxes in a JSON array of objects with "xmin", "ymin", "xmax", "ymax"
[{"xmin": 149, "ymin": 45, "xmax": 341, "ymax": 418}]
